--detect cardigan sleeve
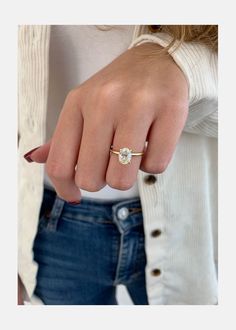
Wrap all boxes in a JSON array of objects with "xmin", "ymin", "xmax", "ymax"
[{"xmin": 128, "ymin": 32, "xmax": 218, "ymax": 138}]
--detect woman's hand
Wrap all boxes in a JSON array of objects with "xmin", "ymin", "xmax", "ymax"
[{"xmin": 25, "ymin": 43, "xmax": 188, "ymax": 203}]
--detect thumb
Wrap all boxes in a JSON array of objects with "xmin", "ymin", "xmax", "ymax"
[{"xmin": 24, "ymin": 140, "xmax": 51, "ymax": 163}]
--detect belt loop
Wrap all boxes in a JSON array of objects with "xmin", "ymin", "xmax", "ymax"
[{"xmin": 47, "ymin": 195, "xmax": 65, "ymax": 232}]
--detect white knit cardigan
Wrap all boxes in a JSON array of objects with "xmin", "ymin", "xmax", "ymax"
[{"xmin": 18, "ymin": 25, "xmax": 218, "ymax": 305}]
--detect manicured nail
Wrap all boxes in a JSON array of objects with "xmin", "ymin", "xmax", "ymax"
[
  {"xmin": 68, "ymin": 201, "xmax": 81, "ymax": 205},
  {"xmin": 23, "ymin": 147, "xmax": 40, "ymax": 163}
]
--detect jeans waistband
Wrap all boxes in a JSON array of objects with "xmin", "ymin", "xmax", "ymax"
[{"xmin": 40, "ymin": 188, "xmax": 143, "ymax": 233}]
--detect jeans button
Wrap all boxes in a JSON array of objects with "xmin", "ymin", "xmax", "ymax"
[{"xmin": 117, "ymin": 207, "xmax": 129, "ymax": 220}]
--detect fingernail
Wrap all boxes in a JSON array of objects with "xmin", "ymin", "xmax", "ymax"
[
  {"xmin": 68, "ymin": 201, "xmax": 81, "ymax": 205},
  {"xmin": 23, "ymin": 147, "xmax": 40, "ymax": 163}
]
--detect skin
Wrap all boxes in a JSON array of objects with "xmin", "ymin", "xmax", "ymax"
[
  {"xmin": 27, "ymin": 42, "xmax": 188, "ymax": 203},
  {"xmin": 20, "ymin": 42, "xmax": 189, "ymax": 302},
  {"xmin": 18, "ymin": 275, "xmax": 24, "ymax": 305}
]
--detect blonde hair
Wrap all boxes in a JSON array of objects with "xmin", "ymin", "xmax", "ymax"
[
  {"xmin": 95, "ymin": 25, "xmax": 218, "ymax": 52},
  {"xmin": 148, "ymin": 25, "xmax": 218, "ymax": 52}
]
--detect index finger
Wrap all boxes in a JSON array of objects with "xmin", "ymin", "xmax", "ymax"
[{"xmin": 46, "ymin": 90, "xmax": 83, "ymax": 203}]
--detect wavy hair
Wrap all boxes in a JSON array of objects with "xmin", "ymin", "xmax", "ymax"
[
  {"xmin": 95, "ymin": 25, "xmax": 218, "ymax": 52},
  {"xmin": 148, "ymin": 25, "xmax": 218, "ymax": 52}
]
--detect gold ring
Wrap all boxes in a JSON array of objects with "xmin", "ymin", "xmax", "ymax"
[{"xmin": 110, "ymin": 146, "xmax": 144, "ymax": 165}]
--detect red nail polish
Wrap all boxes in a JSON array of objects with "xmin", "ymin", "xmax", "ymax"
[
  {"xmin": 68, "ymin": 201, "xmax": 81, "ymax": 205},
  {"xmin": 23, "ymin": 147, "xmax": 40, "ymax": 163}
]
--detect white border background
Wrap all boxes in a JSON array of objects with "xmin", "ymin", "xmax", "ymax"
[{"xmin": 0, "ymin": 0, "xmax": 235, "ymax": 329}]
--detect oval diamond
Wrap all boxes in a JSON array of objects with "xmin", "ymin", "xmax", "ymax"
[{"xmin": 118, "ymin": 148, "xmax": 132, "ymax": 165}]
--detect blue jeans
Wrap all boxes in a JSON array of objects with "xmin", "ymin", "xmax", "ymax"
[{"xmin": 33, "ymin": 188, "xmax": 148, "ymax": 305}]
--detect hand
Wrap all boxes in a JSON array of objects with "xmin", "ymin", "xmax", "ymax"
[{"xmin": 25, "ymin": 43, "xmax": 188, "ymax": 202}]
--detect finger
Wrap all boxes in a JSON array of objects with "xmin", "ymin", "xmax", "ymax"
[
  {"xmin": 24, "ymin": 140, "xmax": 51, "ymax": 163},
  {"xmin": 75, "ymin": 114, "xmax": 114, "ymax": 192},
  {"xmin": 106, "ymin": 113, "xmax": 151, "ymax": 190},
  {"xmin": 46, "ymin": 90, "xmax": 83, "ymax": 202},
  {"xmin": 141, "ymin": 105, "xmax": 188, "ymax": 174}
]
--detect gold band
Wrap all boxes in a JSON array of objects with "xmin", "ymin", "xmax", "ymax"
[{"xmin": 110, "ymin": 149, "xmax": 144, "ymax": 156}]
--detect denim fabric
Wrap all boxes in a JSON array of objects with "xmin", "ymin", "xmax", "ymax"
[{"xmin": 33, "ymin": 188, "xmax": 148, "ymax": 305}]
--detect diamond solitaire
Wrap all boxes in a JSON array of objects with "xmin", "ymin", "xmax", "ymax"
[
  {"xmin": 110, "ymin": 146, "xmax": 144, "ymax": 165},
  {"xmin": 119, "ymin": 148, "xmax": 132, "ymax": 164}
]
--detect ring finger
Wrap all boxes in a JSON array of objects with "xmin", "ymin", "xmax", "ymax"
[{"xmin": 106, "ymin": 114, "xmax": 151, "ymax": 190}]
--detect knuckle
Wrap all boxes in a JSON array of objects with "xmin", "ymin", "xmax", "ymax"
[
  {"xmin": 46, "ymin": 161, "xmax": 71, "ymax": 181},
  {"xmin": 98, "ymin": 81, "xmax": 122, "ymax": 103},
  {"xmin": 160, "ymin": 98, "xmax": 174, "ymax": 112},
  {"xmin": 132, "ymin": 87, "xmax": 151, "ymax": 103},
  {"xmin": 125, "ymin": 89, "xmax": 156, "ymax": 121},
  {"xmin": 75, "ymin": 176, "xmax": 105, "ymax": 192},
  {"xmin": 65, "ymin": 88, "xmax": 81, "ymax": 105},
  {"xmin": 67, "ymin": 88, "xmax": 79, "ymax": 99},
  {"xmin": 161, "ymin": 98, "xmax": 187, "ymax": 114},
  {"xmin": 142, "ymin": 160, "xmax": 169, "ymax": 174},
  {"xmin": 106, "ymin": 176, "xmax": 133, "ymax": 191}
]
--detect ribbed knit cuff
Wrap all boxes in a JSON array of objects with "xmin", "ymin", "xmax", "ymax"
[{"xmin": 129, "ymin": 32, "xmax": 218, "ymax": 131}]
